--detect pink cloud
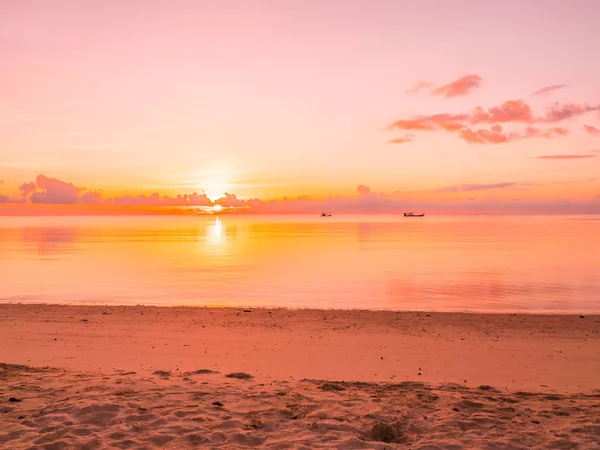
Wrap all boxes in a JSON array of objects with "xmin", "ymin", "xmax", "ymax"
[
  {"xmin": 113, "ymin": 192, "xmax": 213, "ymax": 207},
  {"xmin": 434, "ymin": 183, "xmax": 517, "ymax": 193},
  {"xmin": 385, "ymin": 99, "xmax": 600, "ymax": 144},
  {"xmin": 18, "ymin": 182, "xmax": 36, "ymax": 199},
  {"xmin": 215, "ymin": 193, "xmax": 246, "ymax": 208},
  {"xmin": 523, "ymin": 126, "xmax": 569, "ymax": 138},
  {"xmin": 432, "ymin": 74, "xmax": 482, "ymax": 98},
  {"xmin": 537, "ymin": 154, "xmax": 597, "ymax": 160},
  {"xmin": 3, "ymin": 179, "xmax": 600, "ymax": 215},
  {"xmin": 542, "ymin": 103, "xmax": 600, "ymax": 123},
  {"xmin": 406, "ymin": 81, "xmax": 433, "ymax": 95},
  {"xmin": 80, "ymin": 191, "xmax": 104, "ymax": 205},
  {"xmin": 387, "ymin": 134, "xmax": 413, "ymax": 144},
  {"xmin": 584, "ymin": 124, "xmax": 600, "ymax": 135},
  {"xmin": 30, "ymin": 175, "xmax": 81, "ymax": 204},
  {"xmin": 15, "ymin": 174, "xmax": 217, "ymax": 207},
  {"xmin": 532, "ymin": 84, "xmax": 567, "ymax": 96}
]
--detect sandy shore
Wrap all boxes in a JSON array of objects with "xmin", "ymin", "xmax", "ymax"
[{"xmin": 1, "ymin": 304, "xmax": 599, "ymax": 448}]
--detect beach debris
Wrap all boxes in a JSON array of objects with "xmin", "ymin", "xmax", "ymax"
[
  {"xmin": 152, "ymin": 370, "xmax": 171, "ymax": 377},
  {"xmin": 247, "ymin": 418, "xmax": 264, "ymax": 429},
  {"xmin": 318, "ymin": 383, "xmax": 346, "ymax": 392},
  {"xmin": 212, "ymin": 401, "xmax": 224, "ymax": 407},
  {"xmin": 478, "ymin": 385, "xmax": 494, "ymax": 391},
  {"xmin": 243, "ymin": 309, "xmax": 252, "ymax": 313},
  {"xmin": 184, "ymin": 369, "xmax": 217, "ymax": 376},
  {"xmin": 225, "ymin": 372, "xmax": 253, "ymax": 380},
  {"xmin": 368, "ymin": 419, "xmax": 409, "ymax": 444},
  {"xmin": 580, "ymin": 315, "xmax": 585, "ymax": 319},
  {"xmin": 9, "ymin": 397, "xmax": 22, "ymax": 403},
  {"xmin": 80, "ymin": 319, "xmax": 88, "ymax": 323}
]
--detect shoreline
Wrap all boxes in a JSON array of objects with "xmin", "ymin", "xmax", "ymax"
[{"xmin": 1, "ymin": 301, "xmax": 598, "ymax": 315}]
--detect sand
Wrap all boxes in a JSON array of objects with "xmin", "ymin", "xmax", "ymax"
[{"xmin": 1, "ymin": 304, "xmax": 599, "ymax": 449}]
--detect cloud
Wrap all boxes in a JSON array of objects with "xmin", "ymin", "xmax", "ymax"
[
  {"xmin": 0, "ymin": 194, "xmax": 9, "ymax": 203},
  {"xmin": 18, "ymin": 182, "xmax": 36, "ymax": 199},
  {"xmin": 542, "ymin": 102, "xmax": 600, "ymax": 123},
  {"xmin": 459, "ymin": 125, "xmax": 513, "ymax": 144},
  {"xmin": 432, "ymin": 75, "xmax": 482, "ymax": 98},
  {"xmin": 470, "ymin": 100, "xmax": 535, "ymax": 124},
  {"xmin": 80, "ymin": 192, "xmax": 104, "ymax": 205},
  {"xmin": 385, "ymin": 99, "xmax": 598, "ymax": 144},
  {"xmin": 15, "ymin": 174, "xmax": 217, "ymax": 207},
  {"xmin": 532, "ymin": 84, "xmax": 567, "ymax": 96},
  {"xmin": 523, "ymin": 126, "xmax": 569, "ymax": 138},
  {"xmin": 434, "ymin": 183, "xmax": 517, "ymax": 193},
  {"xmin": 4, "ymin": 179, "xmax": 600, "ymax": 215},
  {"xmin": 457, "ymin": 124, "xmax": 568, "ymax": 144},
  {"xmin": 113, "ymin": 192, "xmax": 214, "ymax": 207},
  {"xmin": 387, "ymin": 135, "xmax": 413, "ymax": 144},
  {"xmin": 30, "ymin": 175, "xmax": 81, "ymax": 204},
  {"xmin": 215, "ymin": 193, "xmax": 246, "ymax": 208},
  {"xmin": 536, "ymin": 154, "xmax": 597, "ymax": 160},
  {"xmin": 584, "ymin": 124, "xmax": 600, "ymax": 135},
  {"xmin": 406, "ymin": 81, "xmax": 433, "ymax": 95}
]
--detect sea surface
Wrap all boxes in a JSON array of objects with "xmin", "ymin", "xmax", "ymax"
[{"xmin": 1, "ymin": 215, "xmax": 599, "ymax": 313}]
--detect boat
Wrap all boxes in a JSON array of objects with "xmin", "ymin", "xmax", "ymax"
[
  {"xmin": 404, "ymin": 212, "xmax": 425, "ymax": 217},
  {"xmin": 320, "ymin": 213, "xmax": 332, "ymax": 217}
]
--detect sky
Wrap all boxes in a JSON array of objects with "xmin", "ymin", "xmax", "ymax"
[{"xmin": 1, "ymin": 0, "xmax": 599, "ymax": 214}]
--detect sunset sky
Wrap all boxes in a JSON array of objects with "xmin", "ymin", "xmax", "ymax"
[{"xmin": 1, "ymin": 0, "xmax": 599, "ymax": 213}]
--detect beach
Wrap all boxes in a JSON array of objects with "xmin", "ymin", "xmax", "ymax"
[{"xmin": 1, "ymin": 304, "xmax": 599, "ymax": 448}]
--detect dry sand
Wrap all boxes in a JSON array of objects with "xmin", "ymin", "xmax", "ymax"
[{"xmin": 1, "ymin": 304, "xmax": 599, "ymax": 449}]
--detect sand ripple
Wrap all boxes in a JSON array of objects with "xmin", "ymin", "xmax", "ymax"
[{"xmin": 1, "ymin": 363, "xmax": 600, "ymax": 449}]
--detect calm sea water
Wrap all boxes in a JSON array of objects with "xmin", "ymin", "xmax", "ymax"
[{"xmin": 1, "ymin": 215, "xmax": 599, "ymax": 313}]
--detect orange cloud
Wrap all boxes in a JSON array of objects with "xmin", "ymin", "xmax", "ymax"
[
  {"xmin": 385, "ymin": 99, "xmax": 600, "ymax": 144},
  {"xmin": 459, "ymin": 125, "xmax": 512, "ymax": 144},
  {"xmin": 537, "ymin": 154, "xmax": 596, "ymax": 159},
  {"xmin": 470, "ymin": 100, "xmax": 534, "ymax": 124},
  {"xmin": 584, "ymin": 124, "xmax": 600, "ymax": 134},
  {"xmin": 432, "ymin": 74, "xmax": 482, "ymax": 98},
  {"xmin": 387, "ymin": 135, "xmax": 413, "ymax": 144},
  {"xmin": 386, "ymin": 119, "xmax": 436, "ymax": 131},
  {"xmin": 532, "ymin": 84, "xmax": 567, "ymax": 96},
  {"xmin": 458, "ymin": 125, "xmax": 568, "ymax": 144}
]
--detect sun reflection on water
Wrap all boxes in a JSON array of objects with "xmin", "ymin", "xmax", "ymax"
[{"xmin": 206, "ymin": 216, "xmax": 224, "ymax": 244}]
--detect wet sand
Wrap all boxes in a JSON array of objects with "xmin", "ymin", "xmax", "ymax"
[{"xmin": 1, "ymin": 304, "xmax": 599, "ymax": 448}]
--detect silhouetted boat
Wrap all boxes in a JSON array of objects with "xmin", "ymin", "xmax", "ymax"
[
  {"xmin": 404, "ymin": 212, "xmax": 425, "ymax": 217},
  {"xmin": 320, "ymin": 213, "xmax": 332, "ymax": 217}
]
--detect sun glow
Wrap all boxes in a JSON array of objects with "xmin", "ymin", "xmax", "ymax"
[{"xmin": 212, "ymin": 204, "xmax": 223, "ymax": 212}]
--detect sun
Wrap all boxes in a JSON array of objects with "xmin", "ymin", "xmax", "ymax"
[{"xmin": 212, "ymin": 204, "xmax": 223, "ymax": 212}]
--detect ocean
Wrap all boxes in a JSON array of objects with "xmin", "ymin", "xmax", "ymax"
[{"xmin": 1, "ymin": 214, "xmax": 599, "ymax": 313}]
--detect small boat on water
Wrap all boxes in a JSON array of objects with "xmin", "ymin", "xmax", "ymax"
[
  {"xmin": 404, "ymin": 212, "xmax": 425, "ymax": 217},
  {"xmin": 320, "ymin": 213, "xmax": 332, "ymax": 217}
]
